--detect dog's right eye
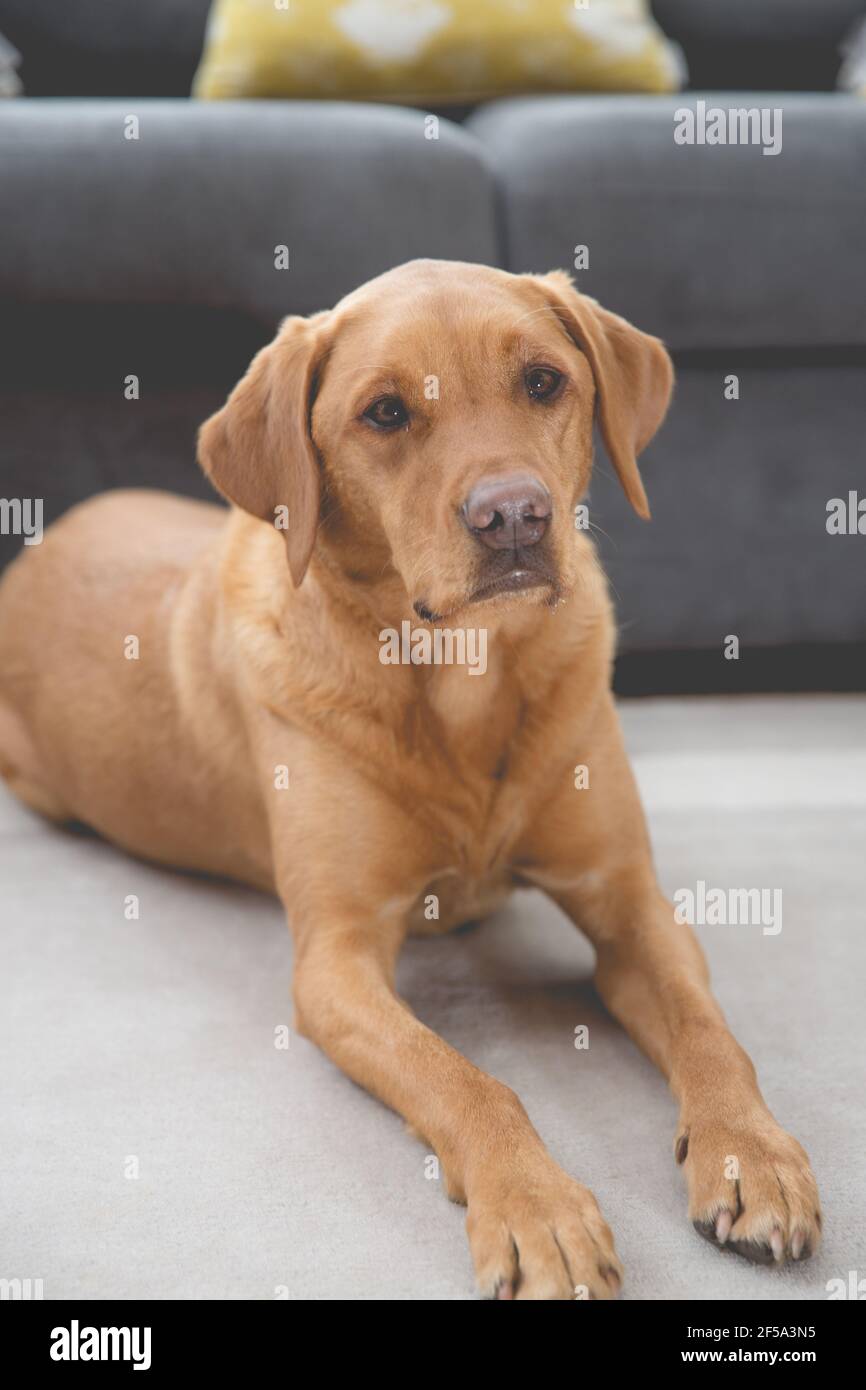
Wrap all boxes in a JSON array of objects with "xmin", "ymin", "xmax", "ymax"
[{"xmin": 363, "ymin": 396, "xmax": 409, "ymax": 430}]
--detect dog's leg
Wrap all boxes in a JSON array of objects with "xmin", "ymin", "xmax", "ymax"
[
  {"xmin": 289, "ymin": 908, "xmax": 622, "ymax": 1299},
  {"xmin": 526, "ymin": 697, "xmax": 821, "ymax": 1266},
  {"xmin": 0, "ymin": 700, "xmax": 70, "ymax": 821}
]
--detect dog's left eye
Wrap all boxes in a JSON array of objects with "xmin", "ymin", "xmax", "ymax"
[
  {"xmin": 363, "ymin": 396, "xmax": 409, "ymax": 430},
  {"xmin": 525, "ymin": 367, "xmax": 563, "ymax": 401}
]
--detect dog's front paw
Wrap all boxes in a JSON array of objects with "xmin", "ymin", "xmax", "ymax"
[
  {"xmin": 466, "ymin": 1156, "xmax": 622, "ymax": 1300},
  {"xmin": 676, "ymin": 1110, "xmax": 821, "ymax": 1266}
]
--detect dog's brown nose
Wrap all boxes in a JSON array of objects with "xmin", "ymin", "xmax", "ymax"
[{"xmin": 462, "ymin": 475, "xmax": 552, "ymax": 550}]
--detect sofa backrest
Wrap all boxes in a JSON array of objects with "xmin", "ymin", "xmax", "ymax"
[
  {"xmin": 4, "ymin": 0, "xmax": 866, "ymax": 97},
  {"xmin": 0, "ymin": 0, "xmax": 211, "ymax": 97},
  {"xmin": 652, "ymin": 0, "xmax": 866, "ymax": 91}
]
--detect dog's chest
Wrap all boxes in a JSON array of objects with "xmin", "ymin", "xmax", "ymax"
[
  {"xmin": 403, "ymin": 720, "xmax": 532, "ymax": 935},
  {"xmin": 407, "ymin": 866, "xmax": 514, "ymax": 935},
  {"xmin": 390, "ymin": 664, "xmax": 550, "ymax": 934}
]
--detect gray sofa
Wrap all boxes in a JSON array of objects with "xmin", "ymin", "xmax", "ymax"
[{"xmin": 1, "ymin": 0, "xmax": 865, "ymax": 685}]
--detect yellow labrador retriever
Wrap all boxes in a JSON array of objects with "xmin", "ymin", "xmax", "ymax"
[{"xmin": 0, "ymin": 260, "xmax": 820, "ymax": 1299}]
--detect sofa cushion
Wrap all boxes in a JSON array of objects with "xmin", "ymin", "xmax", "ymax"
[
  {"xmin": 651, "ymin": 0, "xmax": 866, "ymax": 91},
  {"xmin": 588, "ymin": 357, "xmax": 866, "ymax": 652},
  {"xmin": 0, "ymin": 100, "xmax": 499, "ymax": 320},
  {"xmin": 467, "ymin": 94, "xmax": 866, "ymax": 351},
  {"xmin": 0, "ymin": 0, "xmax": 211, "ymax": 96},
  {"xmin": 839, "ymin": 16, "xmax": 866, "ymax": 92}
]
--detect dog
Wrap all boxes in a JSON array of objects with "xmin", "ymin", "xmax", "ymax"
[{"xmin": 0, "ymin": 260, "xmax": 820, "ymax": 1299}]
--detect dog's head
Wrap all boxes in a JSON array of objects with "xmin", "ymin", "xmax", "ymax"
[{"xmin": 199, "ymin": 260, "xmax": 672, "ymax": 623}]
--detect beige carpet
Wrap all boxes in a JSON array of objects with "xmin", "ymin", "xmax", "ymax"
[{"xmin": 1, "ymin": 695, "xmax": 864, "ymax": 1300}]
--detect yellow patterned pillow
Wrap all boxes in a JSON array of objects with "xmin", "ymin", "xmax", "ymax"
[{"xmin": 193, "ymin": 0, "xmax": 684, "ymax": 102}]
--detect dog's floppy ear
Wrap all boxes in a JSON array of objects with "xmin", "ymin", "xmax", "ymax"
[
  {"xmin": 198, "ymin": 312, "xmax": 329, "ymax": 586},
  {"xmin": 535, "ymin": 270, "xmax": 673, "ymax": 520}
]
